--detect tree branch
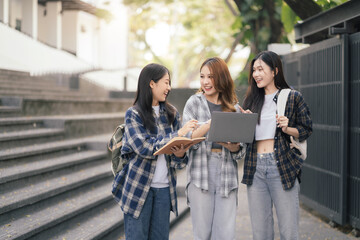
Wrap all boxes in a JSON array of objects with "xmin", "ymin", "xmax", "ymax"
[
  {"xmin": 283, "ymin": 0, "xmax": 322, "ymax": 20},
  {"xmin": 225, "ymin": 31, "xmax": 244, "ymax": 63},
  {"xmin": 264, "ymin": 0, "xmax": 283, "ymax": 43},
  {"xmin": 224, "ymin": 0, "xmax": 239, "ymax": 16}
]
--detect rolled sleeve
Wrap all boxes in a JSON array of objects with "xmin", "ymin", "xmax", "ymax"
[{"xmin": 170, "ymin": 154, "xmax": 188, "ymax": 169}]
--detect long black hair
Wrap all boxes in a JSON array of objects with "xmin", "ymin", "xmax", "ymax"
[
  {"xmin": 243, "ymin": 51, "xmax": 290, "ymax": 118},
  {"xmin": 133, "ymin": 63, "xmax": 176, "ymax": 131}
]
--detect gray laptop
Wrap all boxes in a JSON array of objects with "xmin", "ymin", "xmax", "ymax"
[{"xmin": 207, "ymin": 111, "xmax": 258, "ymax": 143}]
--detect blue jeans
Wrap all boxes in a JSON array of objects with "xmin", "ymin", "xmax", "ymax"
[
  {"xmin": 124, "ymin": 187, "xmax": 171, "ymax": 240},
  {"xmin": 247, "ymin": 152, "xmax": 300, "ymax": 240}
]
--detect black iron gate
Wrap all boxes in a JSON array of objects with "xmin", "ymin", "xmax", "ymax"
[
  {"xmin": 348, "ymin": 32, "xmax": 360, "ymax": 230},
  {"xmin": 282, "ymin": 32, "xmax": 359, "ymax": 229}
]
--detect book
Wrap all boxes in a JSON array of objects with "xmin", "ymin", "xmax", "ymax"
[{"xmin": 153, "ymin": 136, "xmax": 206, "ymax": 156}]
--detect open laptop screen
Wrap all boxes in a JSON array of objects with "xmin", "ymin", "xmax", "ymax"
[{"xmin": 207, "ymin": 111, "xmax": 258, "ymax": 143}]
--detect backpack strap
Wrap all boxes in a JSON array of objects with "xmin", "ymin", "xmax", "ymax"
[{"xmin": 277, "ymin": 89, "xmax": 291, "ymax": 116}]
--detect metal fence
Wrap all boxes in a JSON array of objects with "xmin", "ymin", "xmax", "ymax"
[
  {"xmin": 282, "ymin": 32, "xmax": 360, "ymax": 229},
  {"xmin": 349, "ymin": 32, "xmax": 360, "ymax": 230}
]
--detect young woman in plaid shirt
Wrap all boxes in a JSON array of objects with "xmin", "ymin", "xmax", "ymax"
[
  {"xmin": 182, "ymin": 57, "xmax": 246, "ymax": 240},
  {"xmin": 112, "ymin": 63, "xmax": 197, "ymax": 240},
  {"xmin": 241, "ymin": 51, "xmax": 312, "ymax": 240}
]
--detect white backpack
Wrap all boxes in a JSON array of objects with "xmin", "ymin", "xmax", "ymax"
[{"xmin": 277, "ymin": 89, "xmax": 307, "ymax": 160}]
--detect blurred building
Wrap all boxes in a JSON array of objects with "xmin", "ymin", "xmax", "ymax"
[{"xmin": 0, "ymin": 0, "xmax": 128, "ymax": 74}]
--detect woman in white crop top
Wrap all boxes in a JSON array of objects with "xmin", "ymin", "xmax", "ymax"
[{"xmin": 240, "ymin": 51, "xmax": 312, "ymax": 240}]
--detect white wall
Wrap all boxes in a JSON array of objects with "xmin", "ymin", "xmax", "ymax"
[
  {"xmin": 22, "ymin": 0, "xmax": 37, "ymax": 39},
  {"xmin": 38, "ymin": 1, "xmax": 62, "ymax": 49},
  {"xmin": 62, "ymin": 11, "xmax": 77, "ymax": 54},
  {"xmin": 97, "ymin": 4, "xmax": 128, "ymax": 69},
  {"xmin": 0, "ymin": 0, "xmax": 9, "ymax": 24},
  {"xmin": 0, "ymin": 22, "xmax": 91, "ymax": 74},
  {"xmin": 37, "ymin": 5, "xmax": 47, "ymax": 43},
  {"xmin": 2, "ymin": 0, "xmax": 129, "ymax": 72},
  {"xmin": 9, "ymin": 0, "xmax": 21, "ymax": 29},
  {"xmin": 77, "ymin": 11, "xmax": 98, "ymax": 66}
]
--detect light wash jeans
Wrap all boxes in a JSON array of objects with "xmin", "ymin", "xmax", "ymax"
[
  {"xmin": 247, "ymin": 152, "xmax": 300, "ymax": 240},
  {"xmin": 188, "ymin": 152, "xmax": 237, "ymax": 240},
  {"xmin": 124, "ymin": 187, "xmax": 171, "ymax": 240}
]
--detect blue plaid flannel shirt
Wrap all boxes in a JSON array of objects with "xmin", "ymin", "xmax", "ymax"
[
  {"xmin": 241, "ymin": 89, "xmax": 312, "ymax": 190},
  {"xmin": 112, "ymin": 103, "xmax": 188, "ymax": 219}
]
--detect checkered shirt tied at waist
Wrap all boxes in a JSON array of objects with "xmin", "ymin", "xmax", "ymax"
[{"xmin": 182, "ymin": 93, "xmax": 246, "ymax": 197}]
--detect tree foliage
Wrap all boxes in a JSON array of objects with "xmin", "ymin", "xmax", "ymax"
[
  {"xmin": 233, "ymin": 0, "xmax": 348, "ymax": 84},
  {"xmin": 122, "ymin": 0, "xmax": 348, "ymax": 86},
  {"xmin": 124, "ymin": 0, "xmax": 237, "ymax": 87}
]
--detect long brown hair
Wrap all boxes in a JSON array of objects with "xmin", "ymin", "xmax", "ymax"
[{"xmin": 198, "ymin": 57, "xmax": 238, "ymax": 112}]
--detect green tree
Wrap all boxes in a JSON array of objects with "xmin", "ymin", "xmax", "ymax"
[
  {"xmin": 232, "ymin": 0, "xmax": 348, "ymax": 84},
  {"xmin": 123, "ymin": 0, "xmax": 348, "ymax": 87},
  {"xmin": 124, "ymin": 0, "xmax": 238, "ymax": 87}
]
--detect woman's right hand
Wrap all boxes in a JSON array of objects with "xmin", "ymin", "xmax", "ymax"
[
  {"xmin": 239, "ymin": 106, "xmax": 253, "ymax": 114},
  {"xmin": 178, "ymin": 119, "xmax": 198, "ymax": 137}
]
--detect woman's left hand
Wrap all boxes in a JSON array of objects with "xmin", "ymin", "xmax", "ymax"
[
  {"xmin": 218, "ymin": 142, "xmax": 241, "ymax": 153},
  {"xmin": 170, "ymin": 144, "xmax": 188, "ymax": 158},
  {"xmin": 276, "ymin": 114, "xmax": 289, "ymax": 133}
]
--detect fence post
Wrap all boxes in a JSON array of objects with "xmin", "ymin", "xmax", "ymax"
[{"xmin": 340, "ymin": 33, "xmax": 349, "ymax": 225}]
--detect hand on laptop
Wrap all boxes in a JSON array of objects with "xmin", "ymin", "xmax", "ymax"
[
  {"xmin": 239, "ymin": 106, "xmax": 253, "ymax": 114},
  {"xmin": 218, "ymin": 142, "xmax": 241, "ymax": 153}
]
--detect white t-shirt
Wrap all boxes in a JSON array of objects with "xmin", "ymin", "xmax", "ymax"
[
  {"xmin": 255, "ymin": 91, "xmax": 277, "ymax": 141},
  {"xmin": 151, "ymin": 105, "xmax": 169, "ymax": 188}
]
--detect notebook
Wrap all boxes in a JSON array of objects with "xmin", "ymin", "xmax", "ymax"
[{"xmin": 207, "ymin": 111, "xmax": 258, "ymax": 143}]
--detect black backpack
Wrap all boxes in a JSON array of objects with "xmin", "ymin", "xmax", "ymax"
[{"xmin": 108, "ymin": 123, "xmax": 127, "ymax": 176}]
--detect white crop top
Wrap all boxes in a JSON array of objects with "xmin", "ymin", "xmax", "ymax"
[{"xmin": 255, "ymin": 91, "xmax": 278, "ymax": 141}]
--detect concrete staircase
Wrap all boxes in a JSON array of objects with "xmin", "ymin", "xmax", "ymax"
[{"xmin": 0, "ymin": 70, "xmax": 189, "ymax": 239}]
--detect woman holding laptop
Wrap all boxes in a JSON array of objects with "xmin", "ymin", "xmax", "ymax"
[
  {"xmin": 241, "ymin": 51, "xmax": 312, "ymax": 240},
  {"xmin": 182, "ymin": 57, "xmax": 246, "ymax": 240}
]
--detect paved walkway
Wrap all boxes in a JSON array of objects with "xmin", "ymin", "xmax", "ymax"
[{"xmin": 170, "ymin": 165, "xmax": 357, "ymax": 240}]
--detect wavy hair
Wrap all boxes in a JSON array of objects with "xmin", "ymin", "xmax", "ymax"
[{"xmin": 198, "ymin": 57, "xmax": 238, "ymax": 112}]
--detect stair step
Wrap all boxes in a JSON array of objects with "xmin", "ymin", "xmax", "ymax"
[
  {"xmin": 0, "ymin": 137, "xmax": 90, "ymax": 161},
  {"xmin": 0, "ymin": 178, "xmax": 112, "ymax": 240},
  {"xmin": 100, "ymin": 196, "xmax": 190, "ymax": 240},
  {"xmin": 0, "ymin": 128, "xmax": 64, "ymax": 150},
  {"xmin": 170, "ymin": 196, "xmax": 190, "ymax": 234},
  {"xmin": 0, "ymin": 83, "xmax": 70, "ymax": 92},
  {"xmin": 0, "ymin": 150, "xmax": 106, "ymax": 184},
  {"xmin": 19, "ymin": 98, "xmax": 132, "ymax": 116},
  {"xmin": 27, "ymin": 199, "xmax": 122, "ymax": 240},
  {"xmin": 0, "ymin": 89, "xmax": 88, "ymax": 98},
  {"xmin": 0, "ymin": 106, "xmax": 21, "ymax": 117},
  {"xmin": 0, "ymin": 106, "xmax": 20, "ymax": 112},
  {"xmin": 0, "ymin": 79, "xmax": 68, "ymax": 88},
  {"xmin": 0, "ymin": 117, "xmax": 44, "ymax": 132},
  {"xmin": 0, "ymin": 159, "xmax": 111, "ymax": 215},
  {"xmin": 101, "ymin": 170, "xmax": 187, "ymax": 240},
  {"xmin": 0, "ymin": 69, "xmax": 30, "ymax": 79}
]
